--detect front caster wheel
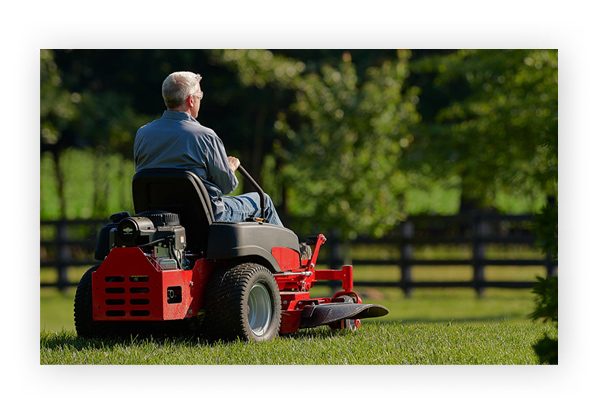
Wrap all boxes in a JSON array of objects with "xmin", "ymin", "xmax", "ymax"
[{"xmin": 328, "ymin": 295, "xmax": 361, "ymax": 331}]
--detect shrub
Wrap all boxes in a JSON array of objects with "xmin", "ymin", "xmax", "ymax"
[{"xmin": 530, "ymin": 201, "xmax": 558, "ymax": 364}]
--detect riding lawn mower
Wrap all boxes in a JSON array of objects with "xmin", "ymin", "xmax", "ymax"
[{"xmin": 74, "ymin": 166, "xmax": 389, "ymax": 342}]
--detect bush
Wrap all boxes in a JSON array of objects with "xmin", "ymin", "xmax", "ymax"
[{"xmin": 530, "ymin": 201, "xmax": 558, "ymax": 364}]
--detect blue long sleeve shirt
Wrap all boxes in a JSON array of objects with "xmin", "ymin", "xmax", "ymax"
[{"xmin": 134, "ymin": 110, "xmax": 239, "ymax": 216}]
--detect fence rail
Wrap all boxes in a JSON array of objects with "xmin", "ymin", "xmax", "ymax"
[
  {"xmin": 40, "ymin": 219, "xmax": 106, "ymax": 290},
  {"xmin": 40, "ymin": 212, "xmax": 557, "ymax": 296},
  {"xmin": 324, "ymin": 213, "xmax": 556, "ymax": 296}
]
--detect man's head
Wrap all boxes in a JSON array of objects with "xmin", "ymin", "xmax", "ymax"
[{"xmin": 162, "ymin": 71, "xmax": 203, "ymax": 118}]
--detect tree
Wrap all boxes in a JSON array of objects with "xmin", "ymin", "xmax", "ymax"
[
  {"xmin": 275, "ymin": 50, "xmax": 420, "ymax": 237},
  {"xmin": 409, "ymin": 49, "xmax": 558, "ymax": 212},
  {"xmin": 206, "ymin": 49, "xmax": 306, "ymax": 189},
  {"xmin": 40, "ymin": 49, "xmax": 82, "ymax": 219},
  {"xmin": 41, "ymin": 50, "xmax": 154, "ymax": 218}
]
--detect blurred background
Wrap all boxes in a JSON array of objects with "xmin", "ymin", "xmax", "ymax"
[{"xmin": 40, "ymin": 49, "xmax": 558, "ymax": 333}]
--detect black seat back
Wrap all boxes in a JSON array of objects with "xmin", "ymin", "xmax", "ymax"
[{"xmin": 132, "ymin": 169, "xmax": 215, "ymax": 253}]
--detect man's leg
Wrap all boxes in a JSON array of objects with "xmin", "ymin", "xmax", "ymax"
[{"xmin": 218, "ymin": 192, "xmax": 283, "ymax": 226}]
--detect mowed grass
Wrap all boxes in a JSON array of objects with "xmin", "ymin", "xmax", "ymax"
[
  {"xmin": 40, "ymin": 321, "xmax": 554, "ymax": 365},
  {"xmin": 40, "ymin": 256, "xmax": 554, "ymax": 365},
  {"xmin": 40, "ymin": 280, "xmax": 552, "ymax": 365}
]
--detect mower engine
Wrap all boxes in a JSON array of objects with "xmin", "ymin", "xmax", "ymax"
[{"xmin": 97, "ymin": 211, "xmax": 189, "ymax": 271}]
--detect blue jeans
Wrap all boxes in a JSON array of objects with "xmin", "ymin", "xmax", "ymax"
[{"xmin": 217, "ymin": 192, "xmax": 283, "ymax": 226}]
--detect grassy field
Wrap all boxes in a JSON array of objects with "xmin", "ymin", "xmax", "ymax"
[
  {"xmin": 40, "ymin": 271, "xmax": 552, "ymax": 365},
  {"xmin": 41, "ymin": 321, "xmax": 553, "ymax": 365}
]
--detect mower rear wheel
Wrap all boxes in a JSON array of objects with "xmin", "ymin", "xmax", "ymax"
[
  {"xmin": 203, "ymin": 262, "xmax": 281, "ymax": 342},
  {"xmin": 74, "ymin": 265, "xmax": 112, "ymax": 338}
]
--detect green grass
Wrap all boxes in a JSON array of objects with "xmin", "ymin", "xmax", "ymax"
[
  {"xmin": 40, "ymin": 254, "xmax": 552, "ymax": 365},
  {"xmin": 40, "ymin": 284, "xmax": 551, "ymax": 365},
  {"xmin": 40, "ymin": 321, "xmax": 553, "ymax": 365}
]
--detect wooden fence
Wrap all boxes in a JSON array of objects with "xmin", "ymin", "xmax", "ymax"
[
  {"xmin": 40, "ymin": 212, "xmax": 557, "ymax": 296},
  {"xmin": 322, "ymin": 213, "xmax": 557, "ymax": 296},
  {"xmin": 40, "ymin": 219, "xmax": 106, "ymax": 290}
]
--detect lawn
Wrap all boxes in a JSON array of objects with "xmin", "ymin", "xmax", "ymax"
[
  {"xmin": 40, "ymin": 279, "xmax": 552, "ymax": 365},
  {"xmin": 40, "ymin": 321, "xmax": 553, "ymax": 365}
]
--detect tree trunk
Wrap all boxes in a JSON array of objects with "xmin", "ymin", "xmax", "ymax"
[{"xmin": 245, "ymin": 106, "xmax": 267, "ymax": 192}]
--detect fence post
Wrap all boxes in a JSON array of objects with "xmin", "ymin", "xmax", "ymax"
[
  {"xmin": 545, "ymin": 253, "xmax": 557, "ymax": 278},
  {"xmin": 327, "ymin": 228, "xmax": 344, "ymax": 292},
  {"xmin": 400, "ymin": 220, "xmax": 414, "ymax": 297},
  {"xmin": 56, "ymin": 220, "xmax": 70, "ymax": 292},
  {"xmin": 328, "ymin": 228, "xmax": 343, "ymax": 270},
  {"xmin": 472, "ymin": 212, "xmax": 486, "ymax": 297}
]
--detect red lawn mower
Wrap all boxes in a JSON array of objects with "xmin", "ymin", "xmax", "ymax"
[{"xmin": 74, "ymin": 166, "xmax": 388, "ymax": 342}]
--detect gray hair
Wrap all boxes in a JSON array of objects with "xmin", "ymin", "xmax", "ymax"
[{"xmin": 162, "ymin": 71, "xmax": 202, "ymax": 108}]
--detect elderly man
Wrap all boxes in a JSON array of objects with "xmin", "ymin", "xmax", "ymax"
[{"xmin": 134, "ymin": 71, "xmax": 283, "ymax": 226}]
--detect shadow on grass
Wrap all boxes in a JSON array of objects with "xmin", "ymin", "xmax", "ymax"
[
  {"xmin": 41, "ymin": 325, "xmax": 353, "ymax": 350},
  {"xmin": 40, "ymin": 330, "xmax": 211, "ymax": 351}
]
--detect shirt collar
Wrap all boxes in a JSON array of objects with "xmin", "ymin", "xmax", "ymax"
[{"xmin": 162, "ymin": 110, "xmax": 197, "ymax": 122}]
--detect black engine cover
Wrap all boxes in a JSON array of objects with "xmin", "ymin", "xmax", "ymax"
[{"xmin": 95, "ymin": 211, "xmax": 186, "ymax": 260}]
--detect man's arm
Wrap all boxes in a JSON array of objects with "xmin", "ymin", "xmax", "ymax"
[{"xmin": 204, "ymin": 135, "xmax": 239, "ymax": 195}]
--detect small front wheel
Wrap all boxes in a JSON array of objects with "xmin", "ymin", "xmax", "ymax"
[
  {"xmin": 203, "ymin": 262, "xmax": 281, "ymax": 342},
  {"xmin": 329, "ymin": 295, "xmax": 361, "ymax": 331}
]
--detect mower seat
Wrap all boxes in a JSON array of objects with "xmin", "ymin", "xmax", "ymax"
[
  {"xmin": 133, "ymin": 168, "xmax": 302, "ymax": 272},
  {"xmin": 132, "ymin": 168, "xmax": 215, "ymax": 253}
]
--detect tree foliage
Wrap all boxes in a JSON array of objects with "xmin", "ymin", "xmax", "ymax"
[
  {"xmin": 410, "ymin": 49, "xmax": 558, "ymax": 210},
  {"xmin": 529, "ymin": 94, "xmax": 558, "ymax": 364},
  {"xmin": 275, "ymin": 51, "xmax": 420, "ymax": 237},
  {"xmin": 40, "ymin": 50, "xmax": 82, "ymax": 150}
]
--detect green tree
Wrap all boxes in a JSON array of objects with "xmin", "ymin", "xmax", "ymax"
[
  {"xmin": 40, "ymin": 49, "xmax": 83, "ymax": 219},
  {"xmin": 207, "ymin": 49, "xmax": 306, "ymax": 190},
  {"xmin": 276, "ymin": 51, "xmax": 420, "ymax": 237},
  {"xmin": 41, "ymin": 50, "xmax": 153, "ymax": 219},
  {"xmin": 410, "ymin": 49, "xmax": 558, "ymax": 211}
]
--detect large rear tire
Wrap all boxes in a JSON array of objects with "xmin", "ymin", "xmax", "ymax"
[
  {"xmin": 203, "ymin": 262, "xmax": 281, "ymax": 342},
  {"xmin": 74, "ymin": 266, "xmax": 111, "ymax": 338}
]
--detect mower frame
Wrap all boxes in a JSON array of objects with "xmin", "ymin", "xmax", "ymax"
[{"xmin": 76, "ymin": 166, "xmax": 388, "ymax": 341}]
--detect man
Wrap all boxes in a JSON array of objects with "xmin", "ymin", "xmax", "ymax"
[{"xmin": 134, "ymin": 71, "xmax": 283, "ymax": 226}]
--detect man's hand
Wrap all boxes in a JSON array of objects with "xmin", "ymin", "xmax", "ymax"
[{"xmin": 227, "ymin": 156, "xmax": 240, "ymax": 172}]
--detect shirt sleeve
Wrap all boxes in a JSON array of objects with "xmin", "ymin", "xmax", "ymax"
[{"xmin": 203, "ymin": 133, "xmax": 239, "ymax": 195}]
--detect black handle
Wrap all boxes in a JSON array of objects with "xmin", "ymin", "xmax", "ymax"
[{"xmin": 237, "ymin": 165, "xmax": 266, "ymax": 220}]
